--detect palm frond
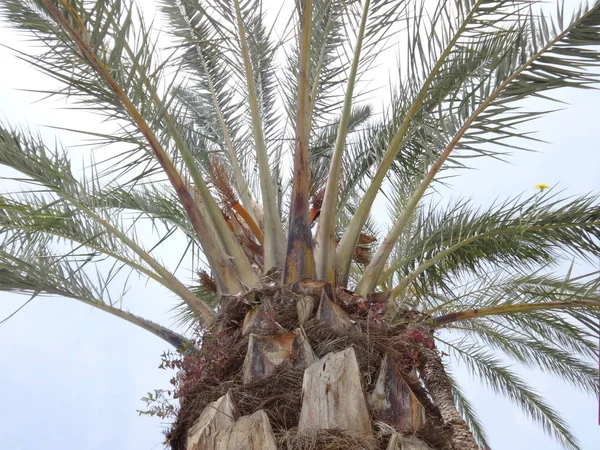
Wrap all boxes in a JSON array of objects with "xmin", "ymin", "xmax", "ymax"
[
  {"xmin": 0, "ymin": 236, "xmax": 192, "ymax": 350},
  {"xmin": 308, "ymin": 104, "xmax": 373, "ymax": 192},
  {"xmin": 500, "ymin": 310, "xmax": 599, "ymax": 360},
  {"xmin": 446, "ymin": 368, "xmax": 491, "ymax": 450},
  {"xmin": 419, "ymin": 267, "xmax": 600, "ymax": 322},
  {"xmin": 0, "ymin": 193, "xmax": 164, "ymax": 285},
  {"xmin": 0, "ymin": 0, "xmax": 260, "ymax": 293},
  {"xmin": 443, "ymin": 339, "xmax": 580, "ymax": 450},
  {"xmin": 339, "ymin": 0, "xmax": 529, "ymax": 286},
  {"xmin": 283, "ymin": 0, "xmax": 350, "ymax": 130},
  {"xmin": 360, "ymin": 0, "xmax": 600, "ymax": 291},
  {"xmin": 387, "ymin": 192, "xmax": 600, "ymax": 295},
  {"xmin": 447, "ymin": 319, "xmax": 599, "ymax": 394},
  {"xmin": 0, "ymin": 124, "xmax": 216, "ymax": 324},
  {"xmin": 163, "ymin": 0, "xmax": 255, "ymax": 214}
]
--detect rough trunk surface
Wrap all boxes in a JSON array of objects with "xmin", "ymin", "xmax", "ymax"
[
  {"xmin": 187, "ymin": 390, "xmax": 239, "ymax": 450},
  {"xmin": 298, "ymin": 347, "xmax": 372, "ymax": 436},
  {"xmin": 370, "ymin": 354, "xmax": 426, "ymax": 433},
  {"xmin": 199, "ymin": 409, "xmax": 278, "ymax": 450},
  {"xmin": 242, "ymin": 302, "xmax": 278, "ymax": 336},
  {"xmin": 419, "ymin": 348, "xmax": 480, "ymax": 450},
  {"xmin": 296, "ymin": 295, "xmax": 314, "ymax": 326},
  {"xmin": 243, "ymin": 330, "xmax": 316, "ymax": 384},
  {"xmin": 168, "ymin": 283, "xmax": 478, "ymax": 450},
  {"xmin": 316, "ymin": 291, "xmax": 359, "ymax": 333}
]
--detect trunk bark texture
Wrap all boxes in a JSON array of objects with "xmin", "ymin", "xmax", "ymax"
[
  {"xmin": 419, "ymin": 348, "xmax": 480, "ymax": 450},
  {"xmin": 169, "ymin": 283, "xmax": 479, "ymax": 450}
]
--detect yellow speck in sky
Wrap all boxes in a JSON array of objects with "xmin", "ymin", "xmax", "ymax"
[{"xmin": 535, "ymin": 183, "xmax": 550, "ymax": 191}]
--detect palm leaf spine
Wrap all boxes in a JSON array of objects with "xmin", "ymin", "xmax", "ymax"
[
  {"xmin": 432, "ymin": 300, "xmax": 600, "ymax": 327},
  {"xmin": 314, "ymin": 0, "xmax": 370, "ymax": 284},
  {"xmin": 285, "ymin": 0, "xmax": 317, "ymax": 283},
  {"xmin": 337, "ymin": 0, "xmax": 485, "ymax": 286},
  {"xmin": 234, "ymin": 0, "xmax": 286, "ymax": 271},
  {"xmin": 388, "ymin": 221, "xmax": 600, "ymax": 297},
  {"xmin": 356, "ymin": 3, "xmax": 600, "ymax": 295}
]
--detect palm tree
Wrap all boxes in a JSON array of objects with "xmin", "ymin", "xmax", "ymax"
[{"xmin": 1, "ymin": 0, "xmax": 600, "ymax": 448}]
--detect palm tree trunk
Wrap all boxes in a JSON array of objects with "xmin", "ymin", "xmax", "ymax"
[
  {"xmin": 419, "ymin": 348, "xmax": 480, "ymax": 450},
  {"xmin": 169, "ymin": 285, "xmax": 479, "ymax": 450}
]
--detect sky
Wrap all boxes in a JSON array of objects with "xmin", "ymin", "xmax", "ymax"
[{"xmin": 0, "ymin": 1, "xmax": 599, "ymax": 450}]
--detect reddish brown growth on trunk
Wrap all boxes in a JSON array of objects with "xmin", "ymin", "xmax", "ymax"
[
  {"xmin": 210, "ymin": 157, "xmax": 265, "ymax": 244},
  {"xmin": 210, "ymin": 157, "xmax": 238, "ymax": 206},
  {"xmin": 198, "ymin": 270, "xmax": 217, "ymax": 294},
  {"xmin": 309, "ymin": 186, "xmax": 325, "ymax": 225}
]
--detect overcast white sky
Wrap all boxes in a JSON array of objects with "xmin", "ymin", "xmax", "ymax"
[{"xmin": 0, "ymin": 1, "xmax": 599, "ymax": 449}]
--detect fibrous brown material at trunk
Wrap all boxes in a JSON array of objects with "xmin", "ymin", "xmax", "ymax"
[
  {"xmin": 166, "ymin": 283, "xmax": 475, "ymax": 450},
  {"xmin": 279, "ymin": 428, "xmax": 380, "ymax": 449},
  {"xmin": 419, "ymin": 348, "xmax": 480, "ymax": 450}
]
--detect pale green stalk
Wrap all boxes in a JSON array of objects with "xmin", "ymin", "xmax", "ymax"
[
  {"xmin": 234, "ymin": 0, "xmax": 286, "ymax": 271},
  {"xmin": 337, "ymin": 0, "xmax": 485, "ymax": 286},
  {"xmin": 357, "ymin": 12, "xmax": 597, "ymax": 295},
  {"xmin": 432, "ymin": 300, "xmax": 600, "ymax": 327},
  {"xmin": 315, "ymin": 0, "xmax": 370, "ymax": 284}
]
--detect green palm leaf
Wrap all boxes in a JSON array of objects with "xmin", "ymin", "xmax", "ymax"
[
  {"xmin": 0, "ymin": 1, "xmax": 599, "ymax": 448},
  {"xmin": 443, "ymin": 340, "xmax": 579, "ymax": 450}
]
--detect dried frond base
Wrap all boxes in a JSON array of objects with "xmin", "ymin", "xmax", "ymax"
[
  {"xmin": 278, "ymin": 429, "xmax": 381, "ymax": 450},
  {"xmin": 166, "ymin": 285, "xmax": 454, "ymax": 450}
]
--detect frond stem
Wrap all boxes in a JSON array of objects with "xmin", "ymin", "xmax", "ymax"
[
  {"xmin": 284, "ymin": 0, "xmax": 316, "ymax": 283},
  {"xmin": 234, "ymin": 0, "xmax": 286, "ymax": 271},
  {"xmin": 432, "ymin": 300, "xmax": 600, "ymax": 327},
  {"xmin": 315, "ymin": 0, "xmax": 370, "ymax": 284},
  {"xmin": 357, "ymin": 4, "xmax": 600, "ymax": 295},
  {"xmin": 339, "ymin": 0, "xmax": 485, "ymax": 287}
]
